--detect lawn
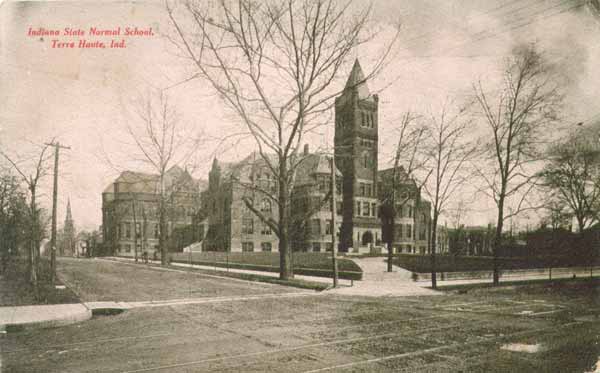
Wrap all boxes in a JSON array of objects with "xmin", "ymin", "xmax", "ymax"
[
  {"xmin": 0, "ymin": 257, "xmax": 80, "ymax": 306},
  {"xmin": 3, "ymin": 273, "xmax": 600, "ymax": 372},
  {"xmin": 393, "ymin": 253, "xmax": 600, "ymax": 273},
  {"xmin": 56, "ymin": 257, "xmax": 304, "ymax": 302},
  {"xmin": 170, "ymin": 251, "xmax": 363, "ymax": 280}
]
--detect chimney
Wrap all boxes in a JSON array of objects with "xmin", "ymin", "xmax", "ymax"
[{"xmin": 303, "ymin": 144, "xmax": 309, "ymax": 155}]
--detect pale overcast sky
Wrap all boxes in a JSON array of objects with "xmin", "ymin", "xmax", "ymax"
[{"xmin": 1, "ymin": 0, "xmax": 599, "ymax": 231}]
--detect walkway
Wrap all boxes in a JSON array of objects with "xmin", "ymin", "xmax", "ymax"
[{"xmin": 327, "ymin": 257, "xmax": 441, "ymax": 297}]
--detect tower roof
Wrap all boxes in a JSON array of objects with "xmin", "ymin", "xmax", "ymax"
[
  {"xmin": 65, "ymin": 198, "xmax": 73, "ymax": 222},
  {"xmin": 344, "ymin": 59, "xmax": 372, "ymax": 100}
]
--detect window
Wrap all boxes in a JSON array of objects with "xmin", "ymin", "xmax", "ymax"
[
  {"xmin": 125, "ymin": 244, "xmax": 132, "ymax": 253},
  {"xmin": 407, "ymin": 224, "xmax": 412, "ymax": 238},
  {"xmin": 260, "ymin": 199, "xmax": 271, "ymax": 213},
  {"xmin": 408, "ymin": 206, "xmax": 413, "ymax": 218},
  {"xmin": 325, "ymin": 220, "xmax": 332, "ymax": 235},
  {"xmin": 312, "ymin": 242, "xmax": 321, "ymax": 252},
  {"xmin": 356, "ymin": 201, "xmax": 361, "ymax": 216},
  {"xmin": 154, "ymin": 224, "xmax": 159, "ymax": 239},
  {"xmin": 242, "ymin": 218, "xmax": 254, "ymax": 234},
  {"xmin": 135, "ymin": 223, "xmax": 141, "ymax": 239},
  {"xmin": 310, "ymin": 219, "xmax": 321, "ymax": 235},
  {"xmin": 363, "ymin": 202, "xmax": 370, "ymax": 217},
  {"xmin": 397, "ymin": 205, "xmax": 403, "ymax": 218},
  {"xmin": 360, "ymin": 183, "xmax": 365, "ymax": 196},
  {"xmin": 371, "ymin": 203, "xmax": 377, "ymax": 217},
  {"xmin": 242, "ymin": 242, "xmax": 254, "ymax": 252},
  {"xmin": 261, "ymin": 222, "xmax": 271, "ymax": 235},
  {"xmin": 124, "ymin": 222, "xmax": 131, "ymax": 239},
  {"xmin": 136, "ymin": 244, "xmax": 141, "ymax": 254},
  {"xmin": 318, "ymin": 177, "xmax": 328, "ymax": 192},
  {"xmin": 398, "ymin": 224, "xmax": 403, "ymax": 238},
  {"xmin": 261, "ymin": 242, "xmax": 272, "ymax": 252},
  {"xmin": 361, "ymin": 111, "xmax": 366, "ymax": 127}
]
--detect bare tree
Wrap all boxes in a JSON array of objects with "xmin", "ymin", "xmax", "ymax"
[
  {"xmin": 473, "ymin": 44, "xmax": 562, "ymax": 285},
  {"xmin": 123, "ymin": 89, "xmax": 200, "ymax": 265},
  {"xmin": 167, "ymin": 0, "xmax": 399, "ymax": 279},
  {"xmin": 541, "ymin": 130, "xmax": 600, "ymax": 235},
  {"xmin": 0, "ymin": 143, "xmax": 53, "ymax": 284},
  {"xmin": 421, "ymin": 101, "xmax": 476, "ymax": 289},
  {"xmin": 0, "ymin": 171, "xmax": 27, "ymax": 270},
  {"xmin": 379, "ymin": 112, "xmax": 428, "ymax": 272}
]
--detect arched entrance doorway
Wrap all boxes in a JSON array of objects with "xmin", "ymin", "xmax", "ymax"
[{"xmin": 361, "ymin": 231, "xmax": 373, "ymax": 246}]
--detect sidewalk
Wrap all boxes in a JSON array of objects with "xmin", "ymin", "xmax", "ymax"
[
  {"xmin": 0, "ymin": 303, "xmax": 91, "ymax": 331},
  {"xmin": 427, "ymin": 267, "xmax": 600, "ymax": 287}
]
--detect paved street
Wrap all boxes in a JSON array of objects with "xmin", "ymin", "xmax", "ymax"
[{"xmin": 1, "ymin": 258, "xmax": 600, "ymax": 372}]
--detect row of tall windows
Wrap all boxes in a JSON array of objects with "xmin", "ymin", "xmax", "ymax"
[
  {"xmin": 360, "ymin": 138, "xmax": 375, "ymax": 148},
  {"xmin": 120, "ymin": 222, "xmax": 159, "ymax": 239},
  {"xmin": 242, "ymin": 218, "xmax": 272, "ymax": 236},
  {"xmin": 355, "ymin": 201, "xmax": 377, "ymax": 217},
  {"xmin": 241, "ymin": 242, "xmax": 272, "ymax": 252}
]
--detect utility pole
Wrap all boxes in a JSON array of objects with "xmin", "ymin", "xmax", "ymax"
[
  {"xmin": 46, "ymin": 141, "xmax": 70, "ymax": 285},
  {"xmin": 330, "ymin": 156, "xmax": 339, "ymax": 287}
]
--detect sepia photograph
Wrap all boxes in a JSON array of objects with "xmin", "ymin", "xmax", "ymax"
[{"xmin": 1, "ymin": 0, "xmax": 600, "ymax": 371}]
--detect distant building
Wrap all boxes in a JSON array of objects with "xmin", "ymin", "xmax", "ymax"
[
  {"xmin": 101, "ymin": 166, "xmax": 204, "ymax": 258},
  {"xmin": 448, "ymin": 225, "xmax": 493, "ymax": 256},
  {"xmin": 59, "ymin": 199, "xmax": 76, "ymax": 256}
]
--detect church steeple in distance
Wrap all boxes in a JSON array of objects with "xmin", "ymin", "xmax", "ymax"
[
  {"xmin": 65, "ymin": 199, "xmax": 73, "ymax": 223},
  {"xmin": 62, "ymin": 198, "xmax": 75, "ymax": 256}
]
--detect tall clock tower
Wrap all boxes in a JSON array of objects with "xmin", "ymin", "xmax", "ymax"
[{"xmin": 334, "ymin": 59, "xmax": 380, "ymax": 252}]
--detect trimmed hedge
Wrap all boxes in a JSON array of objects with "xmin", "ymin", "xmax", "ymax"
[
  {"xmin": 393, "ymin": 253, "xmax": 600, "ymax": 273},
  {"xmin": 171, "ymin": 252, "xmax": 362, "ymax": 280}
]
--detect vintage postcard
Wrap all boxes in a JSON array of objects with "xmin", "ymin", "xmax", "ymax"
[{"xmin": 1, "ymin": 0, "xmax": 600, "ymax": 372}]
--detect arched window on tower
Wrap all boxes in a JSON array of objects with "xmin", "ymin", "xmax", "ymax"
[{"xmin": 261, "ymin": 198, "xmax": 272, "ymax": 213}]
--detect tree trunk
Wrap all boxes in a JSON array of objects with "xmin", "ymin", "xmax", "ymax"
[
  {"xmin": 430, "ymin": 213, "xmax": 438, "ymax": 289},
  {"xmin": 387, "ymin": 215, "xmax": 395, "ymax": 272},
  {"xmin": 159, "ymin": 174, "xmax": 168, "ymax": 265},
  {"xmin": 159, "ymin": 198, "xmax": 167, "ymax": 265},
  {"xmin": 278, "ymin": 160, "xmax": 293, "ymax": 280},
  {"xmin": 493, "ymin": 195, "xmax": 505, "ymax": 286},
  {"xmin": 29, "ymin": 187, "xmax": 38, "ymax": 285}
]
